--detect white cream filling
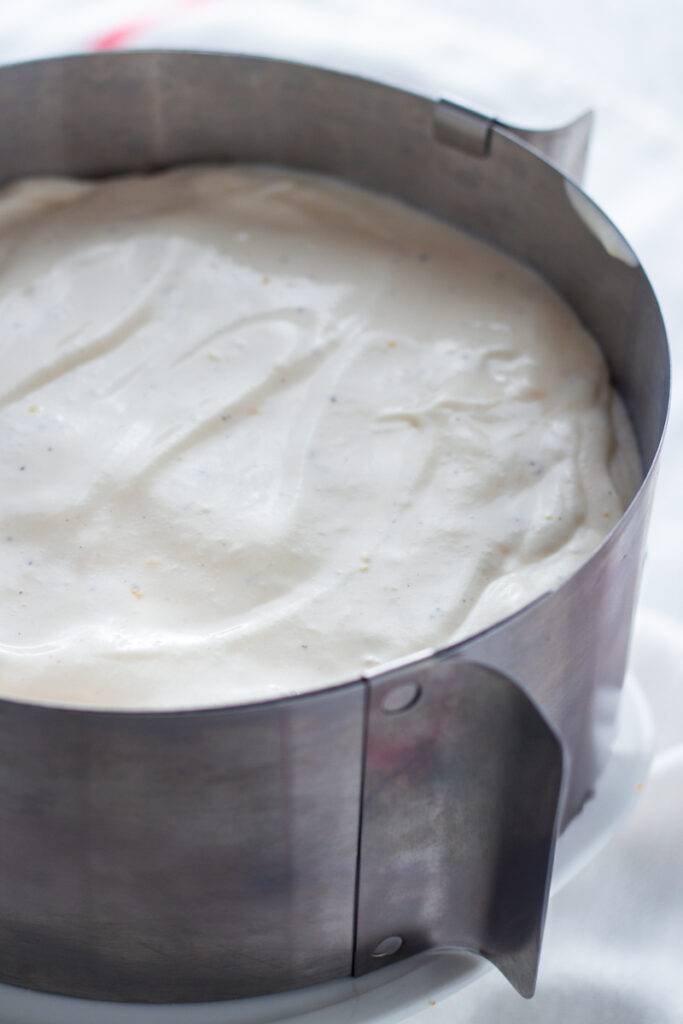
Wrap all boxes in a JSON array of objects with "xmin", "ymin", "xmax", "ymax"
[{"xmin": 0, "ymin": 165, "xmax": 641, "ymax": 709}]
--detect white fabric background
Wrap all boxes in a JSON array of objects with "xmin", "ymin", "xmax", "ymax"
[{"xmin": 0, "ymin": 2, "xmax": 680, "ymax": 1020}]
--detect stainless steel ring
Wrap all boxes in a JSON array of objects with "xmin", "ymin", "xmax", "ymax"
[{"xmin": 0, "ymin": 51, "xmax": 670, "ymax": 1003}]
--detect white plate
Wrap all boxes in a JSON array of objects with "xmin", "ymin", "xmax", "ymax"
[{"xmin": 0, "ymin": 672, "xmax": 653, "ymax": 1024}]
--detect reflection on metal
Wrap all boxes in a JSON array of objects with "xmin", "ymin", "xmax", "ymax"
[
  {"xmin": 564, "ymin": 178, "xmax": 638, "ymax": 263},
  {"xmin": 0, "ymin": 687, "xmax": 366, "ymax": 1002}
]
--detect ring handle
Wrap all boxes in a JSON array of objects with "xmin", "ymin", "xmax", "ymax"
[
  {"xmin": 354, "ymin": 658, "xmax": 566, "ymax": 997},
  {"xmin": 434, "ymin": 97, "xmax": 593, "ymax": 182}
]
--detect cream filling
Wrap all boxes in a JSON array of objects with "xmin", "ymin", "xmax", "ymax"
[{"xmin": 0, "ymin": 165, "xmax": 641, "ymax": 709}]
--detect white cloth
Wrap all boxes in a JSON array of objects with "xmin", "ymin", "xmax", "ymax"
[{"xmin": 0, "ymin": 3, "xmax": 680, "ymax": 1021}]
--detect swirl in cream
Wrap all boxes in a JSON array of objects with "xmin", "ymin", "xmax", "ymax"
[{"xmin": 0, "ymin": 166, "xmax": 641, "ymax": 708}]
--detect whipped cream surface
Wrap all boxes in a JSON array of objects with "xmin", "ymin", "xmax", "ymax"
[{"xmin": 0, "ymin": 165, "xmax": 641, "ymax": 708}]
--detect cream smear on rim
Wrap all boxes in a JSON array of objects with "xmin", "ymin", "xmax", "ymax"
[{"xmin": 0, "ymin": 166, "xmax": 641, "ymax": 708}]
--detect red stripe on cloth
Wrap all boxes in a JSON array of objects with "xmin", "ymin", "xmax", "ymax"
[{"xmin": 91, "ymin": 0, "xmax": 218, "ymax": 51}]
